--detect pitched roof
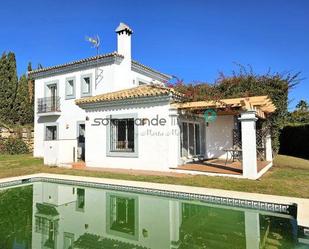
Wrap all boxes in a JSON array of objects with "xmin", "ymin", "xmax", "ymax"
[
  {"xmin": 28, "ymin": 52, "xmax": 123, "ymax": 76},
  {"xmin": 75, "ymin": 85, "xmax": 182, "ymax": 105},
  {"xmin": 27, "ymin": 53, "xmax": 171, "ymax": 80},
  {"xmin": 131, "ymin": 60, "xmax": 171, "ymax": 80}
]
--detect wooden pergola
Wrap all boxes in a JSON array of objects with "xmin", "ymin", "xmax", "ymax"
[{"xmin": 172, "ymin": 95, "xmax": 276, "ymax": 119}]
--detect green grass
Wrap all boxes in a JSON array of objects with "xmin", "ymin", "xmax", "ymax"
[{"xmin": 0, "ymin": 154, "xmax": 308, "ymax": 198}]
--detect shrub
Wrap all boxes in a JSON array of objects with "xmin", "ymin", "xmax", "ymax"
[
  {"xmin": 279, "ymin": 124, "xmax": 309, "ymax": 159},
  {"xmin": 0, "ymin": 138, "xmax": 5, "ymax": 153},
  {"xmin": 2, "ymin": 137, "xmax": 29, "ymax": 154}
]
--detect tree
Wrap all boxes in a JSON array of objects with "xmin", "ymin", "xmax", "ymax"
[
  {"xmin": 0, "ymin": 52, "xmax": 18, "ymax": 124},
  {"xmin": 27, "ymin": 62, "xmax": 35, "ymax": 105},
  {"xmin": 13, "ymin": 75, "xmax": 34, "ymax": 124},
  {"xmin": 171, "ymin": 66, "xmax": 301, "ymax": 153},
  {"xmin": 0, "ymin": 186, "xmax": 33, "ymax": 248},
  {"xmin": 296, "ymin": 100, "xmax": 308, "ymax": 111},
  {"xmin": 0, "ymin": 52, "xmax": 34, "ymax": 125},
  {"xmin": 287, "ymin": 100, "xmax": 309, "ymax": 125}
]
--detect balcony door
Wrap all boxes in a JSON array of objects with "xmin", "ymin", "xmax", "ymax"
[{"xmin": 48, "ymin": 84, "xmax": 58, "ymax": 112}]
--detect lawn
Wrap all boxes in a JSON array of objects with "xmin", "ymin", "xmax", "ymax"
[{"xmin": 0, "ymin": 154, "xmax": 308, "ymax": 198}]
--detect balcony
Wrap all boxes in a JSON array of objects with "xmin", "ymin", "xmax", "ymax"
[{"xmin": 37, "ymin": 97, "xmax": 61, "ymax": 116}]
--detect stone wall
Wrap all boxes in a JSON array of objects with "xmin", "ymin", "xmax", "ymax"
[{"xmin": 0, "ymin": 127, "xmax": 34, "ymax": 152}]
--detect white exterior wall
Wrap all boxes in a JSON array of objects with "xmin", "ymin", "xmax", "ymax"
[
  {"xmin": 33, "ymin": 24, "xmax": 171, "ymax": 167},
  {"xmin": 85, "ymin": 101, "xmax": 180, "ymax": 171},
  {"xmin": 34, "ymin": 67, "xmax": 97, "ymax": 158},
  {"xmin": 131, "ymin": 70, "xmax": 158, "ymax": 86},
  {"xmin": 34, "ymin": 63, "xmax": 166, "ymax": 163},
  {"xmin": 205, "ymin": 115, "xmax": 234, "ymax": 159}
]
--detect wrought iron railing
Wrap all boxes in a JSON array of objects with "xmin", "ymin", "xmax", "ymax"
[
  {"xmin": 37, "ymin": 97, "xmax": 61, "ymax": 113},
  {"xmin": 110, "ymin": 140, "xmax": 134, "ymax": 152}
]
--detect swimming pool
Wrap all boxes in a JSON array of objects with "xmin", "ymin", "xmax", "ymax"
[{"xmin": 0, "ymin": 177, "xmax": 308, "ymax": 249}]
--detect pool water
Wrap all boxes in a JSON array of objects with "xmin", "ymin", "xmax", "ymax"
[{"xmin": 0, "ymin": 182, "xmax": 308, "ymax": 249}]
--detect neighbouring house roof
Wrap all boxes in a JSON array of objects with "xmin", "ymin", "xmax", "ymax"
[
  {"xmin": 172, "ymin": 96, "xmax": 276, "ymax": 119},
  {"xmin": 27, "ymin": 52, "xmax": 171, "ymax": 81},
  {"xmin": 75, "ymin": 84, "xmax": 183, "ymax": 105}
]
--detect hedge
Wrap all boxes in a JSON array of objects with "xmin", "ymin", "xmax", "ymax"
[{"xmin": 279, "ymin": 124, "xmax": 309, "ymax": 159}]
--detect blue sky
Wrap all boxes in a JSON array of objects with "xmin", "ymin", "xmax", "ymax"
[{"xmin": 1, "ymin": 0, "xmax": 308, "ymax": 110}]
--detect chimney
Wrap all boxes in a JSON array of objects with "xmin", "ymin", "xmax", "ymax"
[{"xmin": 115, "ymin": 22, "xmax": 133, "ymax": 60}]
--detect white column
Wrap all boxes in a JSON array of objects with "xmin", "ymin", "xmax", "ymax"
[
  {"xmin": 265, "ymin": 133, "xmax": 273, "ymax": 161},
  {"xmin": 239, "ymin": 111, "xmax": 258, "ymax": 179},
  {"xmin": 168, "ymin": 107, "xmax": 181, "ymax": 167},
  {"xmin": 169, "ymin": 200, "xmax": 181, "ymax": 248},
  {"xmin": 245, "ymin": 211, "xmax": 260, "ymax": 249}
]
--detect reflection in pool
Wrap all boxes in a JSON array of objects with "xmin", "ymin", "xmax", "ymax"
[{"xmin": 0, "ymin": 182, "xmax": 307, "ymax": 249}]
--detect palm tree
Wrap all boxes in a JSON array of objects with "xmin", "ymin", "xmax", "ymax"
[{"xmin": 296, "ymin": 100, "xmax": 308, "ymax": 111}]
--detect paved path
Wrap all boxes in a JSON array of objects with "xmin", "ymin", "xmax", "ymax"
[{"xmin": 72, "ymin": 163, "xmax": 189, "ymax": 178}]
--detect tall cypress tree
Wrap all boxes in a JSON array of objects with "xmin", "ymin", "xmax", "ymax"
[
  {"xmin": 27, "ymin": 62, "xmax": 34, "ymax": 104},
  {"xmin": 0, "ymin": 52, "xmax": 18, "ymax": 124},
  {"xmin": 0, "ymin": 53, "xmax": 9, "ymax": 122},
  {"xmin": 13, "ymin": 75, "xmax": 34, "ymax": 124}
]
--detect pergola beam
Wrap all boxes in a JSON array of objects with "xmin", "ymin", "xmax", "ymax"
[{"xmin": 172, "ymin": 95, "xmax": 276, "ymax": 118}]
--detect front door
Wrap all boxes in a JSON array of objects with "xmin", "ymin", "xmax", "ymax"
[{"xmin": 77, "ymin": 123, "xmax": 85, "ymax": 161}]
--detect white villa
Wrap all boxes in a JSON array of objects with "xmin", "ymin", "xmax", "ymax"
[{"xmin": 29, "ymin": 23, "xmax": 276, "ymax": 180}]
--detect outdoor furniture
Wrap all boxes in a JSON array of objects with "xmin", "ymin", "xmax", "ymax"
[{"xmin": 223, "ymin": 147, "xmax": 242, "ymax": 165}]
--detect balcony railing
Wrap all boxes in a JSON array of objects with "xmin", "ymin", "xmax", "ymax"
[{"xmin": 37, "ymin": 97, "xmax": 61, "ymax": 114}]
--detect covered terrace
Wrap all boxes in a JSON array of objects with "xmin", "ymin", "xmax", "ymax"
[{"xmin": 172, "ymin": 96, "xmax": 276, "ymax": 179}]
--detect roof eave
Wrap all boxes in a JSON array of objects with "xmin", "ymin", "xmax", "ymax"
[
  {"xmin": 28, "ymin": 52, "xmax": 124, "ymax": 79},
  {"xmin": 131, "ymin": 60, "xmax": 172, "ymax": 82}
]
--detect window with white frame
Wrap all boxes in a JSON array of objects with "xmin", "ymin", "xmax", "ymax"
[
  {"xmin": 65, "ymin": 77, "xmax": 75, "ymax": 99},
  {"xmin": 110, "ymin": 119, "xmax": 135, "ymax": 152},
  {"xmin": 81, "ymin": 74, "xmax": 92, "ymax": 97},
  {"xmin": 45, "ymin": 125, "xmax": 57, "ymax": 141}
]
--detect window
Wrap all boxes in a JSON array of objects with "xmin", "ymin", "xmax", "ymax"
[
  {"xmin": 181, "ymin": 122, "xmax": 201, "ymax": 157},
  {"xmin": 76, "ymin": 188, "xmax": 85, "ymax": 211},
  {"xmin": 64, "ymin": 233, "xmax": 74, "ymax": 249},
  {"xmin": 45, "ymin": 125, "xmax": 57, "ymax": 141},
  {"xmin": 107, "ymin": 194, "xmax": 138, "ymax": 239},
  {"xmin": 65, "ymin": 77, "xmax": 75, "ymax": 99},
  {"xmin": 109, "ymin": 196, "xmax": 136, "ymax": 235},
  {"xmin": 81, "ymin": 74, "xmax": 92, "ymax": 97},
  {"xmin": 195, "ymin": 123, "xmax": 200, "ymax": 155},
  {"xmin": 35, "ymin": 214, "xmax": 58, "ymax": 248},
  {"xmin": 138, "ymin": 81, "xmax": 147, "ymax": 85},
  {"xmin": 110, "ymin": 118, "xmax": 135, "ymax": 152},
  {"xmin": 181, "ymin": 123, "xmax": 188, "ymax": 157}
]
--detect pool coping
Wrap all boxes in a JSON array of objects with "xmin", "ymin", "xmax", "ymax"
[{"xmin": 0, "ymin": 173, "xmax": 309, "ymax": 228}]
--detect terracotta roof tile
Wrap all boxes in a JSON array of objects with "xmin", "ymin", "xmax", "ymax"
[
  {"xmin": 28, "ymin": 52, "xmax": 123, "ymax": 75},
  {"xmin": 75, "ymin": 85, "xmax": 182, "ymax": 105}
]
